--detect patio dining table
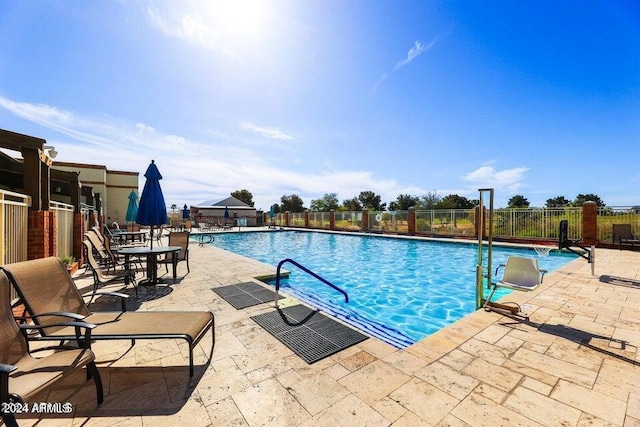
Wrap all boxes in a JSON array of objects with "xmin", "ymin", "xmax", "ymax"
[{"xmin": 117, "ymin": 245, "xmax": 181, "ymax": 286}]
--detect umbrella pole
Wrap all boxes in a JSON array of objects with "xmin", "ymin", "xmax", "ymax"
[{"xmin": 150, "ymin": 225, "xmax": 154, "ymax": 249}]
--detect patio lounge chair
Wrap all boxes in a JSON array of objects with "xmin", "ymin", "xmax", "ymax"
[
  {"xmin": 85, "ymin": 230, "xmax": 125, "ymax": 274},
  {"xmin": 0, "ymin": 271, "xmax": 103, "ymax": 427},
  {"xmin": 158, "ymin": 231, "xmax": 190, "ymax": 274},
  {"xmin": 612, "ymin": 224, "xmax": 640, "ymax": 250},
  {"xmin": 483, "ymin": 256, "xmax": 546, "ymax": 314},
  {"xmin": 2, "ymin": 257, "xmax": 215, "ymax": 377},
  {"xmin": 83, "ymin": 240, "xmax": 138, "ymax": 297}
]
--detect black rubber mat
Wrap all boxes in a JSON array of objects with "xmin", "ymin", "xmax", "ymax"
[
  {"xmin": 251, "ymin": 304, "xmax": 368, "ymax": 364},
  {"xmin": 213, "ymin": 282, "xmax": 283, "ymax": 309}
]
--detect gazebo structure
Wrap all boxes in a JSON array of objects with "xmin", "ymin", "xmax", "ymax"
[{"xmin": 191, "ymin": 196, "xmax": 257, "ymax": 226}]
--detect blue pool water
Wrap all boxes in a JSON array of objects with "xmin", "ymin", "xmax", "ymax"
[{"xmin": 206, "ymin": 231, "xmax": 577, "ymax": 348}]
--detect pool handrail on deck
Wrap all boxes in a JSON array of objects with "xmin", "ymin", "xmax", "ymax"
[{"xmin": 274, "ymin": 258, "xmax": 349, "ymax": 308}]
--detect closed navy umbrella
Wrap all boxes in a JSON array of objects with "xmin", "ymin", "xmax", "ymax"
[
  {"xmin": 136, "ymin": 160, "xmax": 168, "ymax": 248},
  {"xmin": 125, "ymin": 190, "xmax": 138, "ymax": 230},
  {"xmin": 224, "ymin": 206, "xmax": 230, "ymax": 219},
  {"xmin": 182, "ymin": 204, "xmax": 189, "ymax": 220}
]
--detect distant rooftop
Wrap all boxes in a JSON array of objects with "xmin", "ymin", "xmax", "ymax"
[{"xmin": 194, "ymin": 195, "xmax": 253, "ymax": 209}]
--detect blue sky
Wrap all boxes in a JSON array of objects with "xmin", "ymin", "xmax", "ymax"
[{"xmin": 1, "ymin": 1, "xmax": 639, "ymax": 210}]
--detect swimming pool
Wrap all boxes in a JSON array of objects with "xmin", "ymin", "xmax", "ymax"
[{"xmin": 206, "ymin": 231, "xmax": 577, "ymax": 348}]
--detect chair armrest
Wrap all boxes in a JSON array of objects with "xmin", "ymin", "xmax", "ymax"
[
  {"xmin": 19, "ymin": 321, "xmax": 96, "ymax": 332},
  {"xmin": 15, "ymin": 311, "xmax": 86, "ymax": 321},
  {"xmin": 0, "ymin": 363, "xmax": 17, "ymax": 375},
  {"xmin": 539, "ymin": 269, "xmax": 548, "ymax": 283},
  {"xmin": 82, "ymin": 290, "xmax": 129, "ymax": 311},
  {"xmin": 19, "ymin": 321, "xmax": 96, "ymax": 349},
  {"xmin": 82, "ymin": 290, "xmax": 129, "ymax": 299},
  {"xmin": 494, "ymin": 264, "xmax": 506, "ymax": 276}
]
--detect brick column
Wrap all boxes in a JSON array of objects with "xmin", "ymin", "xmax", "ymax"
[
  {"xmin": 73, "ymin": 213, "xmax": 85, "ymax": 264},
  {"xmin": 304, "ymin": 211, "xmax": 310, "ymax": 228},
  {"xmin": 362, "ymin": 209, "xmax": 369, "ymax": 231},
  {"xmin": 49, "ymin": 210, "xmax": 57, "ymax": 256},
  {"xmin": 28, "ymin": 211, "xmax": 55, "ymax": 260},
  {"xmin": 582, "ymin": 201, "xmax": 598, "ymax": 245},
  {"xmin": 408, "ymin": 207, "xmax": 416, "ymax": 235},
  {"xmin": 329, "ymin": 210, "xmax": 335, "ymax": 230}
]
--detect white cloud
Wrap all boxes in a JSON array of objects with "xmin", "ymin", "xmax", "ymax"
[
  {"xmin": 369, "ymin": 73, "xmax": 387, "ymax": 94},
  {"xmin": 0, "ymin": 96, "xmax": 426, "ymax": 211},
  {"xmin": 395, "ymin": 40, "xmax": 427, "ymax": 70},
  {"xmin": 372, "ymin": 36, "xmax": 441, "ymax": 93},
  {"xmin": 462, "ymin": 165, "xmax": 529, "ymax": 194},
  {"xmin": 145, "ymin": 5, "xmax": 220, "ymax": 52},
  {"xmin": 142, "ymin": 1, "xmax": 272, "ymax": 57},
  {"xmin": 240, "ymin": 122, "xmax": 295, "ymax": 141}
]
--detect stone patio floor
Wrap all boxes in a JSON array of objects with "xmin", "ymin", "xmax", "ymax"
[{"xmin": 11, "ymin": 230, "xmax": 640, "ymax": 426}]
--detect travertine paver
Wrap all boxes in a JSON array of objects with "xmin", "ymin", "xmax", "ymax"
[
  {"xmin": 232, "ymin": 378, "xmax": 311, "ymax": 426},
  {"xmin": 287, "ymin": 372, "xmax": 351, "ymax": 416},
  {"xmin": 388, "ymin": 377, "xmax": 459, "ymax": 425},
  {"xmin": 551, "ymin": 379, "xmax": 627, "ymax": 425},
  {"xmin": 504, "ymin": 386, "xmax": 582, "ymax": 426},
  {"xmin": 10, "ymin": 230, "xmax": 640, "ymax": 426},
  {"xmin": 452, "ymin": 392, "xmax": 545, "ymax": 427},
  {"xmin": 338, "ymin": 360, "xmax": 411, "ymax": 405},
  {"xmin": 414, "ymin": 361, "xmax": 479, "ymax": 400}
]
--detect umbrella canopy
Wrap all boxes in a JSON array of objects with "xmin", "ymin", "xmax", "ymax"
[
  {"xmin": 136, "ymin": 160, "xmax": 168, "ymax": 248},
  {"xmin": 224, "ymin": 206, "xmax": 230, "ymax": 219},
  {"xmin": 125, "ymin": 190, "xmax": 139, "ymax": 225},
  {"xmin": 269, "ymin": 205, "xmax": 275, "ymax": 219},
  {"xmin": 182, "ymin": 204, "xmax": 190, "ymax": 220}
]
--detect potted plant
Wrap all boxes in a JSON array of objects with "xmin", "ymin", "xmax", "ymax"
[{"xmin": 61, "ymin": 255, "xmax": 78, "ymax": 275}]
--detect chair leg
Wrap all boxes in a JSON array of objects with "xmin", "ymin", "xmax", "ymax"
[
  {"xmin": 86, "ymin": 362, "xmax": 104, "ymax": 404},
  {"xmin": 189, "ymin": 346, "xmax": 194, "ymax": 377},
  {"xmin": 1, "ymin": 413, "xmax": 18, "ymax": 427},
  {"xmin": 131, "ymin": 275, "xmax": 138, "ymax": 299}
]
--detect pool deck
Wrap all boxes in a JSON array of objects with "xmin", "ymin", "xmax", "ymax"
[{"xmin": 14, "ymin": 229, "xmax": 640, "ymax": 426}]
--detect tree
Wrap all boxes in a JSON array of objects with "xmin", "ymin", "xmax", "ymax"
[
  {"xmin": 280, "ymin": 194, "xmax": 305, "ymax": 212},
  {"xmin": 358, "ymin": 191, "xmax": 386, "ymax": 211},
  {"xmin": 309, "ymin": 193, "xmax": 339, "ymax": 212},
  {"xmin": 545, "ymin": 196, "xmax": 570, "ymax": 207},
  {"xmin": 437, "ymin": 194, "xmax": 474, "ymax": 209},
  {"xmin": 420, "ymin": 191, "xmax": 441, "ymax": 210},
  {"xmin": 231, "ymin": 189, "xmax": 254, "ymax": 207},
  {"xmin": 342, "ymin": 197, "xmax": 362, "ymax": 211},
  {"xmin": 572, "ymin": 193, "xmax": 605, "ymax": 207},
  {"xmin": 507, "ymin": 195, "xmax": 530, "ymax": 208},
  {"xmin": 391, "ymin": 194, "xmax": 420, "ymax": 210}
]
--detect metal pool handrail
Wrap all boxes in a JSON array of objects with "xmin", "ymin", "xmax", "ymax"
[{"xmin": 274, "ymin": 258, "xmax": 349, "ymax": 308}]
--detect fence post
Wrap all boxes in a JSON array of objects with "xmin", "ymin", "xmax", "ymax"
[
  {"xmin": 329, "ymin": 209, "xmax": 336, "ymax": 230},
  {"xmin": 362, "ymin": 209, "xmax": 369, "ymax": 231},
  {"xmin": 408, "ymin": 207, "xmax": 416, "ymax": 235},
  {"xmin": 582, "ymin": 201, "xmax": 598, "ymax": 245},
  {"xmin": 304, "ymin": 210, "xmax": 310, "ymax": 228},
  {"xmin": 285, "ymin": 211, "xmax": 290, "ymax": 227}
]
